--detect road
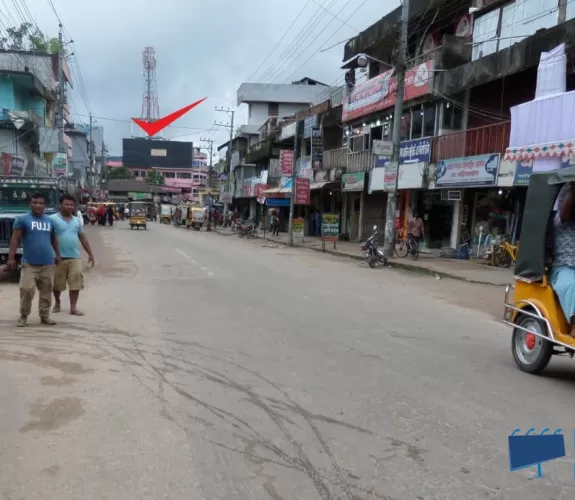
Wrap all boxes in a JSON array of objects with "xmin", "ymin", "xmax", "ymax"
[{"xmin": 0, "ymin": 220, "xmax": 574, "ymax": 500}]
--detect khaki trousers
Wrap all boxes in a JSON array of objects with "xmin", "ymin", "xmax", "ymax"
[{"xmin": 19, "ymin": 264, "xmax": 54, "ymax": 319}]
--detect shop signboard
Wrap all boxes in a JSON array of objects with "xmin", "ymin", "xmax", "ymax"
[
  {"xmin": 342, "ymin": 61, "xmax": 435, "ymax": 122},
  {"xmin": 383, "ymin": 162, "xmax": 398, "ymax": 191},
  {"xmin": 373, "ymin": 140, "xmax": 393, "ymax": 157},
  {"xmin": 398, "ymin": 163, "xmax": 425, "ymax": 189},
  {"xmin": 0, "ymin": 153, "xmax": 25, "ymax": 175},
  {"xmin": 435, "ymin": 153, "xmax": 500, "ymax": 188},
  {"xmin": 128, "ymin": 192, "xmax": 149, "ymax": 200},
  {"xmin": 294, "ymin": 177, "xmax": 311, "ymax": 205},
  {"xmin": 342, "ymin": 172, "xmax": 365, "ymax": 191},
  {"xmin": 303, "ymin": 116, "xmax": 317, "ymax": 138},
  {"xmin": 512, "ymin": 156, "xmax": 572, "ymax": 186},
  {"xmin": 280, "ymin": 149, "xmax": 294, "ymax": 176},
  {"xmin": 400, "ymin": 138, "xmax": 432, "ymax": 164},
  {"xmin": 311, "ymin": 128, "xmax": 323, "ymax": 169},
  {"xmin": 52, "ymin": 153, "xmax": 68, "ymax": 176},
  {"xmin": 321, "ymin": 213, "xmax": 339, "ymax": 242},
  {"xmin": 293, "ymin": 218, "xmax": 304, "ymax": 238}
]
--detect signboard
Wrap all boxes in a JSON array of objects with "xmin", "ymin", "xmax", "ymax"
[
  {"xmin": 342, "ymin": 172, "xmax": 365, "ymax": 192},
  {"xmin": 311, "ymin": 128, "xmax": 323, "ymax": 169},
  {"xmin": 280, "ymin": 149, "xmax": 294, "ymax": 176},
  {"xmin": 399, "ymin": 138, "xmax": 432, "ymax": 164},
  {"xmin": 303, "ymin": 116, "xmax": 317, "ymax": 138},
  {"xmin": 294, "ymin": 177, "xmax": 310, "ymax": 205},
  {"xmin": 293, "ymin": 218, "xmax": 304, "ymax": 238},
  {"xmin": 373, "ymin": 140, "xmax": 393, "ymax": 157},
  {"xmin": 0, "ymin": 153, "xmax": 25, "ymax": 176},
  {"xmin": 321, "ymin": 213, "xmax": 339, "ymax": 242},
  {"xmin": 383, "ymin": 162, "xmax": 398, "ymax": 191},
  {"xmin": 128, "ymin": 192, "xmax": 149, "ymax": 200},
  {"xmin": 52, "ymin": 153, "xmax": 68, "ymax": 176},
  {"xmin": 436, "ymin": 154, "xmax": 500, "ymax": 188},
  {"xmin": 342, "ymin": 61, "xmax": 435, "ymax": 122},
  {"xmin": 150, "ymin": 149, "xmax": 167, "ymax": 157}
]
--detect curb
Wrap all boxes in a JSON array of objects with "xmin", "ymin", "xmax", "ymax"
[{"xmin": 212, "ymin": 230, "xmax": 506, "ymax": 287}]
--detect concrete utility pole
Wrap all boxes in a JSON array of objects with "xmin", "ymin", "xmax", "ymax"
[
  {"xmin": 88, "ymin": 113, "xmax": 95, "ymax": 188},
  {"xmin": 56, "ymin": 23, "xmax": 66, "ymax": 155},
  {"xmin": 215, "ymin": 107, "xmax": 235, "ymax": 218},
  {"xmin": 287, "ymin": 123, "xmax": 300, "ymax": 246},
  {"xmin": 382, "ymin": 0, "xmax": 409, "ymax": 258},
  {"xmin": 200, "ymin": 137, "xmax": 214, "ymax": 231}
]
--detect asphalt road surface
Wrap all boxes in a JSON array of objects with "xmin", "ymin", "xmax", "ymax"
[{"xmin": 1, "ymin": 221, "xmax": 574, "ymax": 500}]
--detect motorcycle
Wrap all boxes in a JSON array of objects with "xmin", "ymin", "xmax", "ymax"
[
  {"xmin": 360, "ymin": 225, "xmax": 387, "ymax": 268},
  {"xmin": 237, "ymin": 219, "xmax": 258, "ymax": 238}
]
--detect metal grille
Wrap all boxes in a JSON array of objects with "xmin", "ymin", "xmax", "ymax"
[{"xmin": 0, "ymin": 218, "xmax": 14, "ymax": 246}]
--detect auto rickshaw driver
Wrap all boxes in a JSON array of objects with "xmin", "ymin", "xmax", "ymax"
[{"xmin": 550, "ymin": 182, "xmax": 575, "ymax": 337}]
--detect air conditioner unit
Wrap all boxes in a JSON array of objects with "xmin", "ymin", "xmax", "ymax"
[{"xmin": 441, "ymin": 190, "xmax": 462, "ymax": 201}]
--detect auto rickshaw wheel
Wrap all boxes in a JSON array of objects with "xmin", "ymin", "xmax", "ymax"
[{"xmin": 511, "ymin": 314, "xmax": 553, "ymax": 374}]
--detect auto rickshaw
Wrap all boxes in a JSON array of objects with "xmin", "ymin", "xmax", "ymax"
[
  {"xmin": 128, "ymin": 201, "xmax": 147, "ymax": 230},
  {"xmin": 159, "ymin": 204, "xmax": 172, "ymax": 224},
  {"xmin": 503, "ymin": 167, "xmax": 575, "ymax": 374},
  {"xmin": 188, "ymin": 206, "xmax": 206, "ymax": 230}
]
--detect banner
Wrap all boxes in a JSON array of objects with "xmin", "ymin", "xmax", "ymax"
[
  {"xmin": 341, "ymin": 172, "xmax": 365, "ymax": 192},
  {"xmin": 294, "ymin": 177, "xmax": 310, "ymax": 205},
  {"xmin": 280, "ymin": 149, "xmax": 294, "ymax": 176},
  {"xmin": 342, "ymin": 61, "xmax": 434, "ymax": 122},
  {"xmin": 293, "ymin": 218, "xmax": 304, "ymax": 238},
  {"xmin": 311, "ymin": 128, "xmax": 323, "ymax": 169},
  {"xmin": 436, "ymin": 154, "xmax": 500, "ymax": 188},
  {"xmin": 321, "ymin": 213, "xmax": 339, "ymax": 242}
]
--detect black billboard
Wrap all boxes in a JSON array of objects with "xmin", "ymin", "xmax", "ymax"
[{"xmin": 122, "ymin": 138, "xmax": 194, "ymax": 168}]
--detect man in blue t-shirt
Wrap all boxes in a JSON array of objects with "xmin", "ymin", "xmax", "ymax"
[
  {"xmin": 51, "ymin": 194, "xmax": 95, "ymax": 316},
  {"xmin": 8, "ymin": 192, "xmax": 61, "ymax": 327}
]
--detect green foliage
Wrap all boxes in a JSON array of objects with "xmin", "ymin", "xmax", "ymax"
[
  {"xmin": 146, "ymin": 170, "xmax": 165, "ymax": 185},
  {"xmin": 0, "ymin": 22, "xmax": 61, "ymax": 54},
  {"xmin": 107, "ymin": 166, "xmax": 133, "ymax": 180}
]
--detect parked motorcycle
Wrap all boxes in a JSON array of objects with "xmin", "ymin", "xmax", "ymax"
[
  {"xmin": 360, "ymin": 225, "xmax": 387, "ymax": 268},
  {"xmin": 237, "ymin": 219, "xmax": 258, "ymax": 238}
]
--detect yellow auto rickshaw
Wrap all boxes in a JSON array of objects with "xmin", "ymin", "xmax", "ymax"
[
  {"xmin": 128, "ymin": 201, "xmax": 147, "ymax": 230},
  {"xmin": 159, "ymin": 204, "xmax": 172, "ymax": 224},
  {"xmin": 503, "ymin": 167, "xmax": 575, "ymax": 374}
]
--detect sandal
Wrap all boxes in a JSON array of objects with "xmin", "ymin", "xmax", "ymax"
[
  {"xmin": 16, "ymin": 316, "xmax": 27, "ymax": 327},
  {"xmin": 40, "ymin": 317, "xmax": 57, "ymax": 326},
  {"xmin": 52, "ymin": 305, "xmax": 61, "ymax": 313},
  {"xmin": 69, "ymin": 310, "xmax": 84, "ymax": 316}
]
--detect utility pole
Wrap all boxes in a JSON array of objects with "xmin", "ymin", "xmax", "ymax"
[
  {"xmin": 287, "ymin": 122, "xmax": 300, "ymax": 246},
  {"xmin": 200, "ymin": 137, "xmax": 214, "ymax": 231},
  {"xmin": 56, "ymin": 23, "xmax": 66, "ymax": 156},
  {"xmin": 89, "ymin": 113, "xmax": 94, "ymax": 189},
  {"xmin": 215, "ymin": 107, "xmax": 235, "ymax": 219},
  {"xmin": 382, "ymin": 0, "xmax": 409, "ymax": 258}
]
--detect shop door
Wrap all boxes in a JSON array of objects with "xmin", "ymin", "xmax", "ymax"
[
  {"xmin": 362, "ymin": 191, "xmax": 387, "ymax": 241},
  {"xmin": 421, "ymin": 192, "xmax": 453, "ymax": 249}
]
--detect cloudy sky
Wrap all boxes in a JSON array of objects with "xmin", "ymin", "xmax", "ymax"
[{"xmin": 17, "ymin": 0, "xmax": 399, "ymax": 157}]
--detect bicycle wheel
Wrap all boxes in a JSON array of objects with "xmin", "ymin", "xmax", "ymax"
[
  {"xmin": 394, "ymin": 239, "xmax": 409, "ymax": 258},
  {"xmin": 494, "ymin": 246, "xmax": 512, "ymax": 268}
]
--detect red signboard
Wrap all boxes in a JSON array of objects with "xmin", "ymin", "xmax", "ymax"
[
  {"xmin": 342, "ymin": 61, "xmax": 435, "ymax": 123},
  {"xmin": 294, "ymin": 177, "xmax": 310, "ymax": 205},
  {"xmin": 280, "ymin": 149, "xmax": 294, "ymax": 176}
]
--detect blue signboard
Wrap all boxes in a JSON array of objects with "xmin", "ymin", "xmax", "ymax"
[
  {"xmin": 513, "ymin": 160, "xmax": 533, "ymax": 186},
  {"xmin": 374, "ymin": 137, "xmax": 432, "ymax": 167},
  {"xmin": 303, "ymin": 116, "xmax": 317, "ymax": 138}
]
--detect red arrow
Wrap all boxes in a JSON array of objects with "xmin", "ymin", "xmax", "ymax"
[{"xmin": 131, "ymin": 97, "xmax": 207, "ymax": 136}]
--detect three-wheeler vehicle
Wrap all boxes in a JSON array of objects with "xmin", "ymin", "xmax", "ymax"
[
  {"xmin": 129, "ymin": 201, "xmax": 147, "ymax": 230},
  {"xmin": 503, "ymin": 167, "xmax": 575, "ymax": 374}
]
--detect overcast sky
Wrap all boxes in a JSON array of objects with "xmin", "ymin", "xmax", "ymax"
[{"xmin": 17, "ymin": 0, "xmax": 399, "ymax": 157}]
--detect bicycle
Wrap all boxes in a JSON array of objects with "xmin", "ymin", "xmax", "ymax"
[
  {"xmin": 493, "ymin": 235, "xmax": 519, "ymax": 268},
  {"xmin": 394, "ymin": 231, "xmax": 420, "ymax": 261}
]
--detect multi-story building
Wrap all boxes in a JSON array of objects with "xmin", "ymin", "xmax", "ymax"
[
  {"xmin": 65, "ymin": 123, "xmax": 105, "ymax": 189},
  {"xmin": 0, "ymin": 49, "xmax": 73, "ymax": 177},
  {"xmin": 220, "ymin": 77, "xmax": 333, "ymax": 220}
]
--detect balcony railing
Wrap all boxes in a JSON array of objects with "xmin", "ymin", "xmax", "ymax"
[
  {"xmin": 431, "ymin": 121, "xmax": 510, "ymax": 163},
  {"xmin": 347, "ymin": 150, "xmax": 374, "ymax": 173},
  {"xmin": 324, "ymin": 147, "xmax": 347, "ymax": 170}
]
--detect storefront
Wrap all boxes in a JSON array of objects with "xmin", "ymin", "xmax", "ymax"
[
  {"xmin": 341, "ymin": 172, "xmax": 366, "ymax": 241},
  {"xmin": 432, "ymin": 152, "xmax": 501, "ymax": 250}
]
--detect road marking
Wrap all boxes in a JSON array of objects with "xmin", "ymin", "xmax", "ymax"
[{"xmin": 175, "ymin": 248, "xmax": 213, "ymax": 276}]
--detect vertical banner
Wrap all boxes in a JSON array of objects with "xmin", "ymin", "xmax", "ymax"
[
  {"xmin": 294, "ymin": 177, "xmax": 311, "ymax": 205},
  {"xmin": 280, "ymin": 149, "xmax": 294, "ymax": 176},
  {"xmin": 311, "ymin": 128, "xmax": 323, "ymax": 169}
]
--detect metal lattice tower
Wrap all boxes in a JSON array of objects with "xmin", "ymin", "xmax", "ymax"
[{"xmin": 141, "ymin": 47, "xmax": 160, "ymax": 121}]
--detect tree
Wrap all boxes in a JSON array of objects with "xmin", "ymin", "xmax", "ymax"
[
  {"xmin": 107, "ymin": 166, "xmax": 133, "ymax": 180},
  {"xmin": 0, "ymin": 22, "xmax": 61, "ymax": 54},
  {"xmin": 146, "ymin": 170, "xmax": 165, "ymax": 185}
]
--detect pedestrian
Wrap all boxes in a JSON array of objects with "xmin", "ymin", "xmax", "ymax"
[
  {"xmin": 8, "ymin": 192, "xmax": 60, "ymax": 327},
  {"xmin": 314, "ymin": 208, "xmax": 321, "ymax": 236},
  {"xmin": 107, "ymin": 205, "xmax": 114, "ymax": 227},
  {"xmin": 408, "ymin": 212, "xmax": 425, "ymax": 248},
  {"xmin": 124, "ymin": 205, "xmax": 129, "ymax": 220},
  {"xmin": 77, "ymin": 206, "xmax": 84, "ymax": 229},
  {"xmin": 272, "ymin": 209, "xmax": 280, "ymax": 237},
  {"xmin": 97, "ymin": 204, "xmax": 106, "ymax": 226},
  {"xmin": 51, "ymin": 194, "xmax": 95, "ymax": 316}
]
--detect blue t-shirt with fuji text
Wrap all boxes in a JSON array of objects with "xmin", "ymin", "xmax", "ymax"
[{"xmin": 13, "ymin": 213, "xmax": 56, "ymax": 266}]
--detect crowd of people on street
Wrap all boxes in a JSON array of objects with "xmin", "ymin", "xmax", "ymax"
[{"xmin": 87, "ymin": 204, "xmax": 117, "ymax": 227}]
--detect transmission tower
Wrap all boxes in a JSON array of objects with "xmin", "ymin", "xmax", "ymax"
[{"xmin": 141, "ymin": 47, "xmax": 160, "ymax": 122}]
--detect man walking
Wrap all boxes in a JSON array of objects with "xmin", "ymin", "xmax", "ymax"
[
  {"xmin": 51, "ymin": 194, "xmax": 95, "ymax": 316},
  {"xmin": 8, "ymin": 193, "xmax": 60, "ymax": 327}
]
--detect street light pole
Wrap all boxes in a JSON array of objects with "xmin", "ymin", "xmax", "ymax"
[{"xmin": 382, "ymin": 0, "xmax": 409, "ymax": 258}]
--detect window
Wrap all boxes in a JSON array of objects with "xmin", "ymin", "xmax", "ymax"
[
  {"xmin": 268, "ymin": 102, "xmax": 279, "ymax": 116},
  {"xmin": 442, "ymin": 95, "xmax": 464, "ymax": 131},
  {"xmin": 423, "ymin": 102, "xmax": 436, "ymax": 137},
  {"xmin": 411, "ymin": 106, "xmax": 423, "ymax": 139},
  {"xmin": 472, "ymin": 9, "xmax": 499, "ymax": 61},
  {"xmin": 178, "ymin": 172, "xmax": 192, "ymax": 179},
  {"xmin": 163, "ymin": 172, "xmax": 176, "ymax": 178},
  {"xmin": 399, "ymin": 112, "xmax": 411, "ymax": 141}
]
